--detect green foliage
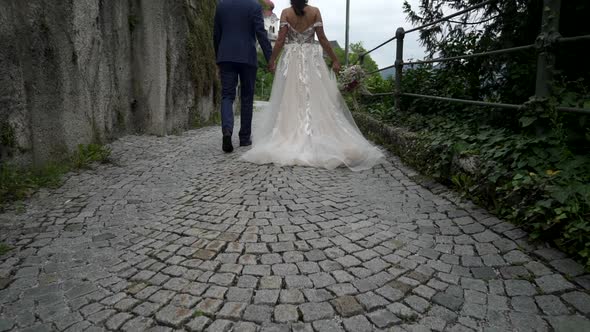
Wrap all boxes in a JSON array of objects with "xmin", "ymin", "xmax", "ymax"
[
  {"xmin": 71, "ymin": 144, "xmax": 111, "ymax": 169},
  {"xmin": 403, "ymin": 0, "xmax": 590, "ymax": 104},
  {"xmin": 331, "ymin": 42, "xmax": 379, "ymax": 75},
  {"xmin": 1, "ymin": 162, "xmax": 68, "ymax": 210},
  {"xmin": 255, "ymin": 68, "xmax": 274, "ymax": 101},
  {"xmin": 362, "ymin": 77, "xmax": 395, "ymax": 117},
  {"xmin": 403, "ymin": 0, "xmax": 541, "ymax": 103},
  {"xmin": 0, "ymin": 144, "xmax": 111, "ymax": 211},
  {"xmin": 0, "ymin": 243, "xmax": 10, "ymax": 256},
  {"xmin": 255, "ymin": 51, "xmax": 274, "ymax": 101}
]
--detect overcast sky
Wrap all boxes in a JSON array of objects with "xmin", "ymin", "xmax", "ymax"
[{"xmin": 271, "ymin": 0, "xmax": 427, "ymax": 68}]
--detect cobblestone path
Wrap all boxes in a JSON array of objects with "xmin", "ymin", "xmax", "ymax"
[{"xmin": 1, "ymin": 114, "xmax": 590, "ymax": 331}]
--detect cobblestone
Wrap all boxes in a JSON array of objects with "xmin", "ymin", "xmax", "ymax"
[
  {"xmin": 367, "ymin": 309, "xmax": 400, "ymax": 328},
  {"xmin": 280, "ymin": 289, "xmax": 305, "ymax": 304},
  {"xmin": 254, "ymin": 289, "xmax": 280, "ymax": 305},
  {"xmin": 217, "ymin": 302, "xmax": 247, "ymax": 320},
  {"xmin": 535, "ymin": 274, "xmax": 576, "ymax": 294},
  {"xmin": 342, "ymin": 315, "xmax": 373, "ymax": 332},
  {"xmin": 105, "ymin": 312, "xmax": 133, "ymax": 330},
  {"xmin": 561, "ymin": 291, "xmax": 590, "ymax": 314},
  {"xmin": 155, "ymin": 305, "xmax": 193, "ymax": 327},
  {"xmin": 505, "ymin": 280, "xmax": 537, "ymax": 297},
  {"xmin": 331, "ymin": 296, "xmax": 364, "ymax": 317},
  {"xmin": 274, "ymin": 304, "xmax": 299, "ymax": 323},
  {"xmin": 186, "ymin": 316, "xmax": 211, "ymax": 332},
  {"xmin": 312, "ymin": 319, "xmax": 344, "ymax": 332},
  {"xmin": 243, "ymin": 304, "xmax": 273, "ymax": 324},
  {"xmin": 1, "ymin": 119, "xmax": 589, "ymax": 331},
  {"xmin": 300, "ymin": 302, "xmax": 335, "ymax": 322}
]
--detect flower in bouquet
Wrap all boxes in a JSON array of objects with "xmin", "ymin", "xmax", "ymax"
[{"xmin": 338, "ymin": 65, "xmax": 367, "ymax": 93}]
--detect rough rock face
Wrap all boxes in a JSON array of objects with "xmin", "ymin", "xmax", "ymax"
[{"xmin": 0, "ymin": 0, "xmax": 218, "ymax": 166}]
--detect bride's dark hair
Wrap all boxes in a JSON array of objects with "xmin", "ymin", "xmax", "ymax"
[{"xmin": 291, "ymin": 0, "xmax": 308, "ymax": 17}]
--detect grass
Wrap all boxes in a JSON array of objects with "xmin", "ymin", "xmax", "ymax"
[
  {"xmin": 399, "ymin": 313, "xmax": 420, "ymax": 324},
  {"xmin": 0, "ymin": 144, "xmax": 111, "ymax": 210},
  {"xmin": 516, "ymin": 274, "xmax": 536, "ymax": 283},
  {"xmin": 193, "ymin": 110, "xmax": 221, "ymax": 129},
  {"xmin": 71, "ymin": 144, "xmax": 111, "ymax": 169},
  {"xmin": 14, "ymin": 202, "xmax": 26, "ymax": 214},
  {"xmin": 0, "ymin": 243, "xmax": 10, "ymax": 256}
]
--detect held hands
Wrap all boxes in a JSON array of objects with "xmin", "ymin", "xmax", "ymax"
[
  {"xmin": 332, "ymin": 61, "xmax": 341, "ymax": 74},
  {"xmin": 268, "ymin": 60, "xmax": 276, "ymax": 74}
]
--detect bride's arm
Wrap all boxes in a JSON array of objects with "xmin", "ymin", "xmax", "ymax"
[
  {"xmin": 315, "ymin": 10, "xmax": 341, "ymax": 73},
  {"xmin": 268, "ymin": 11, "xmax": 289, "ymax": 73},
  {"xmin": 317, "ymin": 28, "xmax": 340, "ymax": 73}
]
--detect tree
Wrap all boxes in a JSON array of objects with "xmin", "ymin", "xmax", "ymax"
[
  {"xmin": 330, "ymin": 42, "xmax": 379, "ymax": 75},
  {"xmin": 402, "ymin": 0, "xmax": 590, "ymax": 104}
]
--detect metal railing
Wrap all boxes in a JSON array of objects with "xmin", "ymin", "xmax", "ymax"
[{"xmin": 356, "ymin": 0, "xmax": 590, "ymax": 115}]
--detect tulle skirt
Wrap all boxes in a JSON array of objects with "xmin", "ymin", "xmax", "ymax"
[{"xmin": 241, "ymin": 43, "xmax": 385, "ymax": 171}]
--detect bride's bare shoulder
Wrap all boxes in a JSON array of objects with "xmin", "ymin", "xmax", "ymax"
[
  {"xmin": 307, "ymin": 6, "xmax": 320, "ymax": 13},
  {"xmin": 280, "ymin": 7, "xmax": 292, "ymax": 16},
  {"xmin": 307, "ymin": 6, "xmax": 322, "ymax": 19}
]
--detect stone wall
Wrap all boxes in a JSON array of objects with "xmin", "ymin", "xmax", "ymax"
[
  {"xmin": 353, "ymin": 111, "xmax": 481, "ymax": 176},
  {"xmin": 0, "ymin": 0, "xmax": 218, "ymax": 166}
]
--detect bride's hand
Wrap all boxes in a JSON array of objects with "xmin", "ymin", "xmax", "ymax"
[
  {"xmin": 332, "ymin": 61, "xmax": 341, "ymax": 74},
  {"xmin": 268, "ymin": 61, "xmax": 276, "ymax": 74}
]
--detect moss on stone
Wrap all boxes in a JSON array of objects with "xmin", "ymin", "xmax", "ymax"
[
  {"xmin": 0, "ymin": 120, "xmax": 16, "ymax": 161},
  {"xmin": 0, "ymin": 243, "xmax": 11, "ymax": 256},
  {"xmin": 0, "ymin": 121, "xmax": 15, "ymax": 149},
  {"xmin": 192, "ymin": 107, "xmax": 221, "ymax": 129},
  {"xmin": 0, "ymin": 144, "xmax": 111, "ymax": 210},
  {"xmin": 185, "ymin": 1, "xmax": 220, "ymax": 110},
  {"xmin": 128, "ymin": 14, "xmax": 139, "ymax": 33}
]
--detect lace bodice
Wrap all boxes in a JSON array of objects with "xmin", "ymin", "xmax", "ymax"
[{"xmin": 280, "ymin": 21, "xmax": 323, "ymax": 44}]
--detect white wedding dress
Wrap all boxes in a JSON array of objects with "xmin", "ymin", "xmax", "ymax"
[{"xmin": 241, "ymin": 20, "xmax": 385, "ymax": 171}]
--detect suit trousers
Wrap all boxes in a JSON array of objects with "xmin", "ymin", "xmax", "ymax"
[{"xmin": 218, "ymin": 62, "xmax": 257, "ymax": 142}]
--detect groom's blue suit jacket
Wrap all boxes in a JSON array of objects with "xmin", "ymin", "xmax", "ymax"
[{"xmin": 214, "ymin": 0, "xmax": 273, "ymax": 67}]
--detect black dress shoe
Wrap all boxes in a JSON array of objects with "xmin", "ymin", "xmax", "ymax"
[
  {"xmin": 222, "ymin": 135, "xmax": 234, "ymax": 153},
  {"xmin": 240, "ymin": 140, "xmax": 252, "ymax": 147}
]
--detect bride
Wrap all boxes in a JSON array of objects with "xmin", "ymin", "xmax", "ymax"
[{"xmin": 241, "ymin": 0, "xmax": 385, "ymax": 171}]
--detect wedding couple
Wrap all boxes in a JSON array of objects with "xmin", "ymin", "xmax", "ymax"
[{"xmin": 214, "ymin": 0, "xmax": 385, "ymax": 171}]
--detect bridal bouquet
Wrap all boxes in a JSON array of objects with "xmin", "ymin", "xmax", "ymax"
[{"xmin": 338, "ymin": 65, "xmax": 367, "ymax": 93}]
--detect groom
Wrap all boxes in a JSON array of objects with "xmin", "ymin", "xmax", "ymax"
[{"xmin": 214, "ymin": 0, "xmax": 273, "ymax": 153}]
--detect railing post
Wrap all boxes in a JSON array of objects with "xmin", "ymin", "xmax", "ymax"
[
  {"xmin": 345, "ymin": 0, "xmax": 351, "ymax": 66},
  {"xmin": 394, "ymin": 28, "xmax": 405, "ymax": 112},
  {"xmin": 535, "ymin": 0, "xmax": 561, "ymax": 98}
]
